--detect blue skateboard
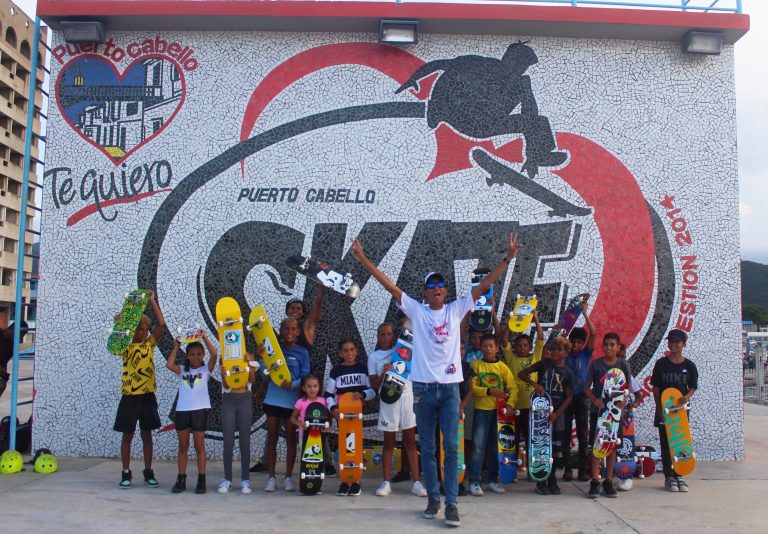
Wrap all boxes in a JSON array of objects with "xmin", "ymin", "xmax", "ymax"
[{"xmin": 380, "ymin": 323, "xmax": 413, "ymax": 404}]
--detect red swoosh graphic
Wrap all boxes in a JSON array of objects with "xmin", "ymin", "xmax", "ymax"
[{"xmin": 66, "ymin": 189, "xmax": 171, "ymax": 227}]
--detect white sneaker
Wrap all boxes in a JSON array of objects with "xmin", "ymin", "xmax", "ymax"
[
  {"xmin": 488, "ymin": 481, "xmax": 506, "ymax": 494},
  {"xmin": 469, "ymin": 483, "xmax": 484, "ymax": 496},
  {"xmin": 284, "ymin": 476, "xmax": 295, "ymax": 492},
  {"xmin": 617, "ymin": 478, "xmax": 633, "ymax": 491},
  {"xmin": 264, "ymin": 476, "xmax": 276, "ymax": 492},
  {"xmin": 376, "ymin": 481, "xmax": 392, "ymax": 496},
  {"xmin": 411, "ymin": 480, "xmax": 427, "ymax": 497},
  {"xmin": 217, "ymin": 479, "xmax": 231, "ymax": 494},
  {"xmin": 241, "ymin": 480, "xmax": 252, "ymax": 495}
]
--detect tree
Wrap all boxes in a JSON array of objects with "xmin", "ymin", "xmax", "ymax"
[{"xmin": 743, "ymin": 304, "xmax": 768, "ymax": 326}]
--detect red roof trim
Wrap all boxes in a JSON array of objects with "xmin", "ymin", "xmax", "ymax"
[{"xmin": 37, "ymin": 1, "xmax": 750, "ymax": 32}]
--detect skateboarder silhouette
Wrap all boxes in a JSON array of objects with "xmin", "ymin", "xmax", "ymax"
[{"xmin": 396, "ymin": 42, "xmax": 567, "ymax": 178}]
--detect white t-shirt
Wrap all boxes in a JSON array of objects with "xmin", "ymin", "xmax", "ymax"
[
  {"xmin": 177, "ymin": 365, "xmax": 211, "ymax": 411},
  {"xmin": 397, "ymin": 292, "xmax": 474, "ymax": 384},
  {"xmin": 368, "ymin": 347, "xmax": 413, "ymax": 394}
]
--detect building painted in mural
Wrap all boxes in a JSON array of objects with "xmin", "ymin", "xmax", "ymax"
[
  {"xmin": 35, "ymin": 1, "xmax": 748, "ymax": 461},
  {"xmin": 59, "ymin": 57, "xmax": 181, "ymax": 160}
]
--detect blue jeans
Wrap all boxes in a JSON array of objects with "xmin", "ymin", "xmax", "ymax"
[
  {"xmin": 470, "ymin": 408, "xmax": 498, "ymax": 484},
  {"xmin": 413, "ymin": 382, "xmax": 459, "ymax": 505}
]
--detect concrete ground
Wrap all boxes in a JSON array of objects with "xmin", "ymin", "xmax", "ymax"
[{"xmin": 0, "ymin": 402, "xmax": 766, "ymax": 533}]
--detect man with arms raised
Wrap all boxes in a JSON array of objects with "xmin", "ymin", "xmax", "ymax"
[{"xmin": 351, "ymin": 233, "xmax": 521, "ymax": 527}]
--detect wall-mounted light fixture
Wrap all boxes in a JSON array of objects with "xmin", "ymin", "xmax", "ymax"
[
  {"xmin": 682, "ymin": 30, "xmax": 724, "ymax": 55},
  {"xmin": 61, "ymin": 21, "xmax": 105, "ymax": 44},
  {"xmin": 379, "ymin": 20, "xmax": 419, "ymax": 45}
]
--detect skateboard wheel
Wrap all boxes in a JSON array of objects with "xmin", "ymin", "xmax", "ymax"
[
  {"xmin": 324, "ymin": 422, "xmax": 330, "ymax": 429},
  {"xmin": 338, "ymin": 464, "xmax": 345, "ymax": 470},
  {"xmin": 218, "ymin": 320, "xmax": 224, "ymax": 327},
  {"xmin": 320, "ymin": 473, "xmax": 326, "ymax": 480},
  {"xmin": 300, "ymin": 473, "xmax": 306, "ymax": 480},
  {"xmin": 359, "ymin": 463, "xmax": 364, "ymax": 469},
  {"xmin": 357, "ymin": 413, "xmax": 363, "ymax": 420},
  {"xmin": 275, "ymin": 359, "xmax": 284, "ymax": 366},
  {"xmin": 304, "ymin": 421, "xmax": 310, "ymax": 428},
  {"xmin": 339, "ymin": 413, "xmax": 345, "ymax": 420}
]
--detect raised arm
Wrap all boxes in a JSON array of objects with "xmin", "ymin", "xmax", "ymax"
[
  {"xmin": 202, "ymin": 331, "xmax": 218, "ymax": 373},
  {"xmin": 351, "ymin": 238, "xmax": 403, "ymax": 304},
  {"xmin": 582, "ymin": 301, "xmax": 596, "ymax": 351},
  {"xmin": 471, "ymin": 233, "xmax": 522, "ymax": 301},
  {"xmin": 302, "ymin": 285, "xmax": 325, "ymax": 346},
  {"xmin": 147, "ymin": 290, "xmax": 166, "ymax": 342},
  {"xmin": 166, "ymin": 339, "xmax": 181, "ymax": 375},
  {"xmin": 533, "ymin": 309, "xmax": 544, "ymax": 341}
]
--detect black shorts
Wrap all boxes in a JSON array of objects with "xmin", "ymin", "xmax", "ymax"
[
  {"xmin": 176, "ymin": 409, "xmax": 209, "ymax": 432},
  {"xmin": 263, "ymin": 403, "xmax": 293, "ymax": 420},
  {"xmin": 114, "ymin": 393, "xmax": 161, "ymax": 433}
]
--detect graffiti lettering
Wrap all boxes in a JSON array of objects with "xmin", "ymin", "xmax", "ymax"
[
  {"xmin": 52, "ymin": 36, "xmax": 199, "ymax": 71},
  {"xmin": 305, "ymin": 188, "xmax": 376, "ymax": 204},
  {"xmin": 46, "ymin": 160, "xmax": 173, "ymax": 222},
  {"xmin": 661, "ymin": 196, "xmax": 699, "ymax": 334},
  {"xmin": 237, "ymin": 187, "xmax": 299, "ymax": 203}
]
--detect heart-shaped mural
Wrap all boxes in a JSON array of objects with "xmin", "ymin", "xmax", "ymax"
[{"xmin": 56, "ymin": 54, "xmax": 185, "ymax": 163}]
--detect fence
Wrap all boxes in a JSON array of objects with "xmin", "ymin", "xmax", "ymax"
[{"xmin": 743, "ymin": 346, "xmax": 766, "ymax": 404}]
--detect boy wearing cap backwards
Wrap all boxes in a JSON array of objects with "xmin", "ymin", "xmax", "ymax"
[
  {"xmin": 563, "ymin": 302, "xmax": 596, "ymax": 482},
  {"xmin": 650, "ymin": 329, "xmax": 698, "ymax": 493},
  {"xmin": 351, "ymin": 233, "xmax": 521, "ymax": 528}
]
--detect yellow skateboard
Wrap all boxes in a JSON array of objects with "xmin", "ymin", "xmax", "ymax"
[
  {"xmin": 508, "ymin": 294, "xmax": 538, "ymax": 333},
  {"xmin": 215, "ymin": 297, "xmax": 250, "ymax": 389},
  {"xmin": 247, "ymin": 305, "xmax": 291, "ymax": 387},
  {"xmin": 661, "ymin": 387, "xmax": 696, "ymax": 476}
]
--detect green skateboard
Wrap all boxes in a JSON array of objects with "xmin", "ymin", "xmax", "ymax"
[{"xmin": 107, "ymin": 290, "xmax": 150, "ymax": 355}]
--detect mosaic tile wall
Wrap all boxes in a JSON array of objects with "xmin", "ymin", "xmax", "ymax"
[{"xmin": 35, "ymin": 31, "xmax": 742, "ymax": 461}]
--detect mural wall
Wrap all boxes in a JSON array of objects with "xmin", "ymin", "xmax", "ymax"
[{"xmin": 35, "ymin": 31, "xmax": 742, "ymax": 460}]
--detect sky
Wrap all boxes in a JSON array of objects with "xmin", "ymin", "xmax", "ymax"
[{"xmin": 10, "ymin": 0, "xmax": 767, "ymax": 263}]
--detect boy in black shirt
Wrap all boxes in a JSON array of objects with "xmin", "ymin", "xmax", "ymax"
[
  {"xmin": 583, "ymin": 332, "xmax": 632, "ymax": 499},
  {"xmin": 519, "ymin": 335, "xmax": 574, "ymax": 495},
  {"xmin": 650, "ymin": 329, "xmax": 698, "ymax": 493},
  {"xmin": 326, "ymin": 339, "xmax": 376, "ymax": 496}
]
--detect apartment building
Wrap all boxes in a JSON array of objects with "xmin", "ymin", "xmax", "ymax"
[{"xmin": 0, "ymin": 0, "xmax": 45, "ymax": 328}]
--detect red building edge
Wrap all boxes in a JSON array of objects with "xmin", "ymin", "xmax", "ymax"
[{"xmin": 38, "ymin": 1, "xmax": 749, "ymax": 43}]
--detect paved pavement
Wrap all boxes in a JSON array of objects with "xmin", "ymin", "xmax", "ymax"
[{"xmin": 1, "ymin": 402, "xmax": 767, "ymax": 533}]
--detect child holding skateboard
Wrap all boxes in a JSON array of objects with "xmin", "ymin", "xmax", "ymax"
[
  {"xmin": 501, "ymin": 309, "xmax": 544, "ymax": 476},
  {"xmin": 518, "ymin": 335, "xmax": 574, "ymax": 495},
  {"xmin": 564, "ymin": 302, "xmax": 596, "ymax": 482},
  {"xmin": 218, "ymin": 348, "xmax": 257, "ymax": 495},
  {"xmin": 261, "ymin": 318, "xmax": 311, "ymax": 493},
  {"xmin": 167, "ymin": 333, "xmax": 218, "ymax": 494},
  {"xmin": 368, "ymin": 323, "xmax": 427, "ymax": 498},
  {"xmin": 469, "ymin": 334, "xmax": 517, "ymax": 496},
  {"xmin": 583, "ymin": 332, "xmax": 632, "ymax": 499},
  {"xmin": 290, "ymin": 374, "xmax": 327, "ymax": 436},
  {"xmin": 326, "ymin": 338, "xmax": 376, "ymax": 496},
  {"xmin": 112, "ymin": 289, "xmax": 165, "ymax": 489},
  {"xmin": 650, "ymin": 329, "xmax": 698, "ymax": 493}
]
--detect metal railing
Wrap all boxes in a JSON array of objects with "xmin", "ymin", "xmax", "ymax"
[
  {"xmin": 744, "ymin": 346, "xmax": 766, "ymax": 404},
  {"xmin": 8, "ymin": 16, "xmax": 41, "ymax": 451},
  {"xmin": 396, "ymin": 0, "xmax": 743, "ymax": 14}
]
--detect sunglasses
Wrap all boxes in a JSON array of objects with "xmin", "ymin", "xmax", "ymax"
[{"xmin": 425, "ymin": 281, "xmax": 445, "ymax": 289}]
